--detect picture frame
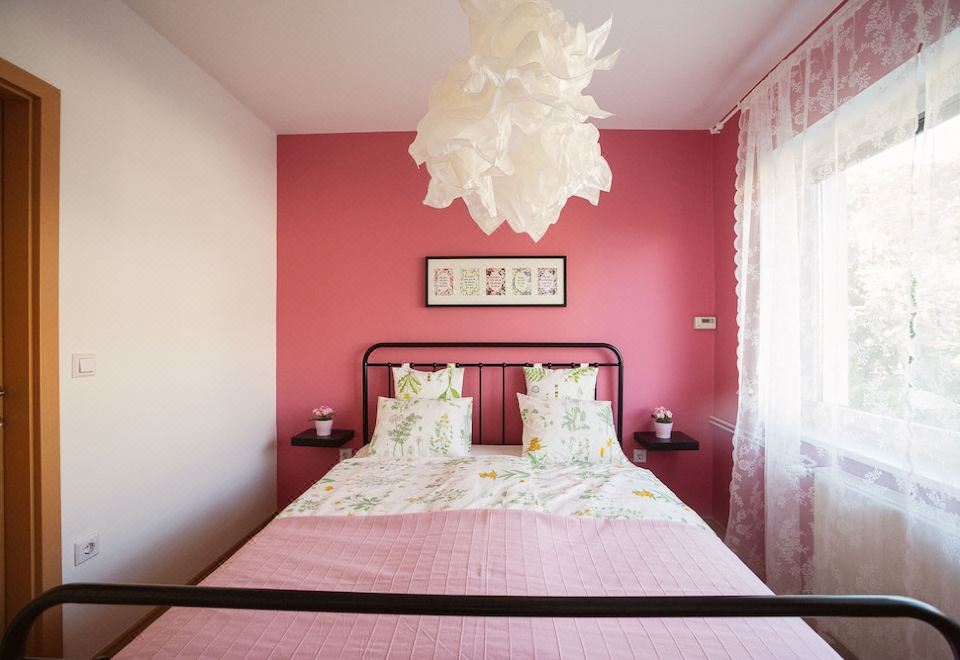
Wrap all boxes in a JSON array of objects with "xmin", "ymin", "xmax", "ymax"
[{"xmin": 425, "ymin": 256, "xmax": 567, "ymax": 307}]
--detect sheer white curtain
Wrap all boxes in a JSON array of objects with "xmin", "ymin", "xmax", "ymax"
[{"xmin": 728, "ymin": 0, "xmax": 960, "ymax": 657}]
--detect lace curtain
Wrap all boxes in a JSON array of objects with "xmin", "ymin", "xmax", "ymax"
[{"xmin": 728, "ymin": 0, "xmax": 960, "ymax": 657}]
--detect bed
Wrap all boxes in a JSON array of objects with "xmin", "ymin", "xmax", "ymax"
[{"xmin": 3, "ymin": 343, "xmax": 959, "ymax": 659}]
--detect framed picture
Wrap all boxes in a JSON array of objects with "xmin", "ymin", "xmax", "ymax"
[{"xmin": 425, "ymin": 256, "xmax": 566, "ymax": 307}]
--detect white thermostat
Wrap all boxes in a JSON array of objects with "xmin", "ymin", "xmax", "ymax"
[{"xmin": 693, "ymin": 316, "xmax": 717, "ymax": 330}]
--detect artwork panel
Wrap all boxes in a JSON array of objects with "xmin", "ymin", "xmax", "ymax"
[{"xmin": 426, "ymin": 257, "xmax": 565, "ymax": 307}]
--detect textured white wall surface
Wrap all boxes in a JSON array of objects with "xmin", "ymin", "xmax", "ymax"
[{"xmin": 0, "ymin": 1, "xmax": 277, "ymax": 654}]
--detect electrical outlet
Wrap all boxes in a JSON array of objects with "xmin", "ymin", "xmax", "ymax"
[
  {"xmin": 74, "ymin": 532, "xmax": 99, "ymax": 566},
  {"xmin": 338, "ymin": 448, "xmax": 353, "ymax": 461},
  {"xmin": 633, "ymin": 448, "xmax": 647, "ymax": 463}
]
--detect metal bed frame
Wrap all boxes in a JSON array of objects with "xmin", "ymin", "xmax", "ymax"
[
  {"xmin": 4, "ymin": 341, "xmax": 960, "ymax": 658},
  {"xmin": 2, "ymin": 585, "xmax": 959, "ymax": 659},
  {"xmin": 362, "ymin": 341, "xmax": 625, "ymax": 445}
]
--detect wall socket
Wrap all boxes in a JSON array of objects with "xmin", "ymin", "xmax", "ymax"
[
  {"xmin": 633, "ymin": 448, "xmax": 647, "ymax": 464},
  {"xmin": 338, "ymin": 448, "xmax": 353, "ymax": 461},
  {"xmin": 74, "ymin": 532, "xmax": 99, "ymax": 566}
]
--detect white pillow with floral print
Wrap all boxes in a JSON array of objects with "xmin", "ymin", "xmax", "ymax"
[
  {"xmin": 367, "ymin": 396, "xmax": 472, "ymax": 459},
  {"xmin": 392, "ymin": 363, "xmax": 464, "ymax": 399},
  {"xmin": 517, "ymin": 393, "xmax": 625, "ymax": 466},
  {"xmin": 523, "ymin": 363, "xmax": 598, "ymax": 400}
]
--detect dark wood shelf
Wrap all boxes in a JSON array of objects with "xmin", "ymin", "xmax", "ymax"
[
  {"xmin": 634, "ymin": 431, "xmax": 699, "ymax": 451},
  {"xmin": 291, "ymin": 428, "xmax": 354, "ymax": 448}
]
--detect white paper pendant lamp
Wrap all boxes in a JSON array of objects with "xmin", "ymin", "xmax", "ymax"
[{"xmin": 409, "ymin": 0, "xmax": 618, "ymax": 242}]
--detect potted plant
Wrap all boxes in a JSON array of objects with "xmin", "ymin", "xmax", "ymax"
[
  {"xmin": 311, "ymin": 406, "xmax": 335, "ymax": 436},
  {"xmin": 651, "ymin": 406, "xmax": 673, "ymax": 439}
]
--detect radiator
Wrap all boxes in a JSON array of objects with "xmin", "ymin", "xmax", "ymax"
[{"xmin": 812, "ymin": 468, "xmax": 960, "ymax": 660}]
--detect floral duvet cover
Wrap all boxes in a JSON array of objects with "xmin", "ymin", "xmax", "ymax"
[{"xmin": 280, "ymin": 454, "xmax": 709, "ymax": 531}]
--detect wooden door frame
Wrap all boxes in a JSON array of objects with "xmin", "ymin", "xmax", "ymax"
[{"xmin": 0, "ymin": 57, "xmax": 62, "ymax": 656}]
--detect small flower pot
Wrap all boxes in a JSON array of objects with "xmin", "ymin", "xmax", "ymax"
[
  {"xmin": 315, "ymin": 419, "xmax": 334, "ymax": 436},
  {"xmin": 654, "ymin": 421, "xmax": 673, "ymax": 439}
]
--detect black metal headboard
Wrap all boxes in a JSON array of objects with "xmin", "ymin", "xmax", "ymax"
[{"xmin": 361, "ymin": 342, "xmax": 624, "ymax": 445}]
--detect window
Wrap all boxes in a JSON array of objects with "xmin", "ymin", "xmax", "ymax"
[{"xmin": 815, "ymin": 107, "xmax": 960, "ymax": 483}]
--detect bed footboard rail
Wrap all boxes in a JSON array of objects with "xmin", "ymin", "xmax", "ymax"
[{"xmin": 3, "ymin": 584, "xmax": 960, "ymax": 660}]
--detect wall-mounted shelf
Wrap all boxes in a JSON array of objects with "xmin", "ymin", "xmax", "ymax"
[
  {"xmin": 291, "ymin": 428, "xmax": 354, "ymax": 448},
  {"xmin": 634, "ymin": 431, "xmax": 699, "ymax": 451}
]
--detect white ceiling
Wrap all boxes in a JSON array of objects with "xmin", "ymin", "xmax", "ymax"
[{"xmin": 124, "ymin": 0, "xmax": 838, "ymax": 134}]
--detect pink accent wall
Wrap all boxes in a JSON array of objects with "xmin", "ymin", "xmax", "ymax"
[
  {"xmin": 710, "ymin": 115, "xmax": 741, "ymax": 529},
  {"xmin": 277, "ymin": 130, "xmax": 720, "ymax": 517}
]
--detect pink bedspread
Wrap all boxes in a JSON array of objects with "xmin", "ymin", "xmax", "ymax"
[{"xmin": 120, "ymin": 510, "xmax": 837, "ymax": 659}]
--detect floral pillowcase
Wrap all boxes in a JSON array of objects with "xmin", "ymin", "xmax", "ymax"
[
  {"xmin": 367, "ymin": 396, "xmax": 473, "ymax": 460},
  {"xmin": 523, "ymin": 363, "xmax": 598, "ymax": 400},
  {"xmin": 392, "ymin": 363, "xmax": 464, "ymax": 400},
  {"xmin": 517, "ymin": 393, "xmax": 625, "ymax": 466}
]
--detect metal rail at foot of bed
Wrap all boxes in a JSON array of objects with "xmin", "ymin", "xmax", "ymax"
[{"xmin": 3, "ymin": 584, "xmax": 960, "ymax": 660}]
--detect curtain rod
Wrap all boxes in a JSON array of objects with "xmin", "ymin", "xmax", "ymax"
[
  {"xmin": 708, "ymin": 0, "xmax": 851, "ymax": 135},
  {"xmin": 709, "ymin": 105, "xmax": 741, "ymax": 135}
]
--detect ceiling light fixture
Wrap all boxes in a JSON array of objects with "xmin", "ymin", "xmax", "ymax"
[{"xmin": 409, "ymin": 0, "xmax": 618, "ymax": 242}]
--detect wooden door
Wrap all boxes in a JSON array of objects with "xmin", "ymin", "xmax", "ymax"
[
  {"xmin": 2, "ymin": 85, "xmax": 34, "ymax": 631},
  {"xmin": 0, "ymin": 97, "xmax": 5, "ymax": 627},
  {"xmin": 0, "ymin": 57, "xmax": 61, "ymax": 655}
]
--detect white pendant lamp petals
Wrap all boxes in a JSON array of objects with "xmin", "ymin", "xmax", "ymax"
[
  {"xmin": 585, "ymin": 18, "xmax": 613, "ymax": 57},
  {"xmin": 409, "ymin": 0, "xmax": 616, "ymax": 241}
]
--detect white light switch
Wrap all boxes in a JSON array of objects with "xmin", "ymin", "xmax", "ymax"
[
  {"xmin": 693, "ymin": 316, "xmax": 717, "ymax": 330},
  {"xmin": 72, "ymin": 353, "xmax": 96, "ymax": 377}
]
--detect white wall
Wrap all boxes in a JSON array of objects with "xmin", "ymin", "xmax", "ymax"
[{"xmin": 0, "ymin": 1, "xmax": 277, "ymax": 655}]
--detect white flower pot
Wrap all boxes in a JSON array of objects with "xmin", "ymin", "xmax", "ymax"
[
  {"xmin": 315, "ymin": 419, "xmax": 333, "ymax": 436},
  {"xmin": 654, "ymin": 421, "xmax": 673, "ymax": 439}
]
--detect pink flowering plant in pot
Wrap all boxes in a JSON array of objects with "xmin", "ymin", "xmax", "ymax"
[
  {"xmin": 651, "ymin": 406, "xmax": 673, "ymax": 439},
  {"xmin": 311, "ymin": 406, "xmax": 335, "ymax": 436}
]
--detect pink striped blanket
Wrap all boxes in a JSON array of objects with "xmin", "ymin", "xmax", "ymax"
[{"xmin": 119, "ymin": 510, "xmax": 837, "ymax": 658}]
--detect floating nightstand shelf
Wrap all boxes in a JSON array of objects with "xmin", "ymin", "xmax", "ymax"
[
  {"xmin": 634, "ymin": 431, "xmax": 699, "ymax": 451},
  {"xmin": 291, "ymin": 428, "xmax": 354, "ymax": 448}
]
